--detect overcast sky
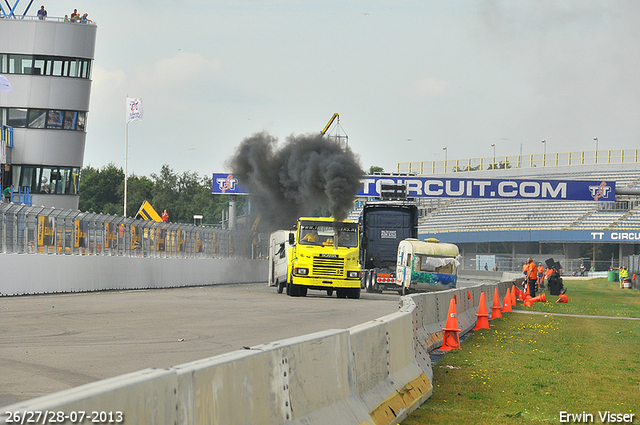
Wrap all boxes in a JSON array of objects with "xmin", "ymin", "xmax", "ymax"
[{"xmin": 38, "ymin": 1, "xmax": 640, "ymax": 178}]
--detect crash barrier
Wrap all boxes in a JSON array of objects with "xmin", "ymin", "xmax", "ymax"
[
  {"xmin": 0, "ymin": 203, "xmax": 253, "ymax": 259},
  {"xmin": 0, "ymin": 254, "xmax": 267, "ymax": 296},
  {"xmin": 1, "ymin": 280, "xmax": 514, "ymax": 425}
]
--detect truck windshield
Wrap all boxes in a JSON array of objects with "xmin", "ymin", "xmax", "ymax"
[{"xmin": 299, "ymin": 222, "xmax": 358, "ymax": 248}]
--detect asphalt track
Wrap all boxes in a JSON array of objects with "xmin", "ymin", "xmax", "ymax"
[{"xmin": 0, "ymin": 283, "xmax": 404, "ymax": 407}]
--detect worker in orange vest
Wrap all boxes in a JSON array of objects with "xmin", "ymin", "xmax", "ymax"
[
  {"xmin": 537, "ymin": 262, "xmax": 545, "ymax": 289},
  {"xmin": 521, "ymin": 261, "xmax": 529, "ymax": 292},
  {"xmin": 527, "ymin": 258, "xmax": 538, "ymax": 297}
]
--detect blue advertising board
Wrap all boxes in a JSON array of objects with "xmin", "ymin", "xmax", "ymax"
[
  {"xmin": 359, "ymin": 176, "xmax": 615, "ymax": 201},
  {"xmin": 213, "ymin": 173, "xmax": 616, "ymax": 202},
  {"xmin": 212, "ymin": 173, "xmax": 248, "ymax": 195}
]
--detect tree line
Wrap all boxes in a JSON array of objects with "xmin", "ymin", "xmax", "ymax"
[{"xmin": 79, "ymin": 164, "xmax": 246, "ymax": 225}]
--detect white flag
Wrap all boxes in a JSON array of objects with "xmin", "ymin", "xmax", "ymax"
[
  {"xmin": 0, "ymin": 75, "xmax": 12, "ymax": 93},
  {"xmin": 126, "ymin": 98, "xmax": 143, "ymax": 123}
]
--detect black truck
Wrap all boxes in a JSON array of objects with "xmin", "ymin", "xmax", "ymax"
[{"xmin": 359, "ymin": 202, "xmax": 419, "ymax": 293}]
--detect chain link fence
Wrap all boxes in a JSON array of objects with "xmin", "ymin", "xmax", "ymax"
[{"xmin": 0, "ymin": 203, "xmax": 256, "ymax": 259}]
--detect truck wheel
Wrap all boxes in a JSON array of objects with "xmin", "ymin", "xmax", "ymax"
[
  {"xmin": 327, "ymin": 289, "xmax": 334, "ymax": 296},
  {"xmin": 347, "ymin": 288, "xmax": 361, "ymax": 299},
  {"xmin": 336, "ymin": 289, "xmax": 347, "ymax": 299},
  {"xmin": 277, "ymin": 280, "xmax": 284, "ymax": 294}
]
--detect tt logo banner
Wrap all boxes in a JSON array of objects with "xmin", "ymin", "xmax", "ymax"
[{"xmin": 216, "ymin": 174, "xmax": 238, "ymax": 193}]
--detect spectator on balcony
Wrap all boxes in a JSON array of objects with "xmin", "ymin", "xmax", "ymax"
[
  {"xmin": 37, "ymin": 5, "xmax": 47, "ymax": 20},
  {"xmin": 70, "ymin": 9, "xmax": 80, "ymax": 22}
]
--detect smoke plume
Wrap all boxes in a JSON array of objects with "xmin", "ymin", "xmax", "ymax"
[{"xmin": 227, "ymin": 132, "xmax": 364, "ymax": 230}]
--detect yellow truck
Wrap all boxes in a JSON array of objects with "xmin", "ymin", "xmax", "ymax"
[{"xmin": 285, "ymin": 216, "xmax": 361, "ymax": 298}]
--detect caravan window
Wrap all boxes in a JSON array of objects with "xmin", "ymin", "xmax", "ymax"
[{"xmin": 416, "ymin": 255, "xmax": 456, "ymax": 274}]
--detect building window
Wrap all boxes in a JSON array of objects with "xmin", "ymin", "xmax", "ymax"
[
  {"xmin": 63, "ymin": 111, "xmax": 77, "ymax": 130},
  {"xmin": 1, "ymin": 53, "xmax": 92, "ymax": 79},
  {"xmin": 1, "ymin": 108, "xmax": 87, "ymax": 132},
  {"xmin": 7, "ymin": 108, "xmax": 27, "ymax": 127},
  {"xmin": 17, "ymin": 165, "xmax": 81, "ymax": 195},
  {"xmin": 77, "ymin": 112, "xmax": 86, "ymax": 131},
  {"xmin": 28, "ymin": 109, "xmax": 47, "ymax": 128},
  {"xmin": 47, "ymin": 110, "xmax": 64, "ymax": 129}
]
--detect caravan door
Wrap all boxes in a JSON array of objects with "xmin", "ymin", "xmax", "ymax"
[{"xmin": 396, "ymin": 240, "xmax": 413, "ymax": 289}]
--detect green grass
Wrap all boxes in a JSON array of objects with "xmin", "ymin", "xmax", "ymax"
[{"xmin": 403, "ymin": 279, "xmax": 640, "ymax": 424}]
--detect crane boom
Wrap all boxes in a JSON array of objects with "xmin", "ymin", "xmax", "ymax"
[{"xmin": 320, "ymin": 113, "xmax": 339, "ymax": 135}]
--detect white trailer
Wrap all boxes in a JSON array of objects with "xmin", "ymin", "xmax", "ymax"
[
  {"xmin": 268, "ymin": 230, "xmax": 292, "ymax": 293},
  {"xmin": 396, "ymin": 238, "xmax": 460, "ymax": 294}
]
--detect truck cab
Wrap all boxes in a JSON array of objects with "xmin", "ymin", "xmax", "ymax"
[{"xmin": 287, "ymin": 217, "xmax": 361, "ymax": 298}]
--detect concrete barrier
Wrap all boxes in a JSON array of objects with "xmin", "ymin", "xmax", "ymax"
[
  {"xmin": 1, "ymin": 278, "xmax": 519, "ymax": 425},
  {"xmin": 0, "ymin": 255, "xmax": 267, "ymax": 296}
]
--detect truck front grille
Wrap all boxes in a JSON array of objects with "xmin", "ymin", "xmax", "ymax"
[{"xmin": 313, "ymin": 257, "xmax": 344, "ymax": 277}]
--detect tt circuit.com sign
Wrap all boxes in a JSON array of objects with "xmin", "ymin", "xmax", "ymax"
[{"xmin": 359, "ymin": 177, "xmax": 616, "ymax": 201}]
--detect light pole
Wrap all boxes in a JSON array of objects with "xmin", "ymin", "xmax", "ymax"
[
  {"xmin": 442, "ymin": 146, "xmax": 447, "ymax": 172},
  {"xmin": 541, "ymin": 140, "xmax": 546, "ymax": 166},
  {"xmin": 594, "ymin": 137, "xmax": 598, "ymax": 163},
  {"xmin": 491, "ymin": 143, "xmax": 496, "ymax": 169},
  {"xmin": 594, "ymin": 137, "xmax": 598, "ymax": 151}
]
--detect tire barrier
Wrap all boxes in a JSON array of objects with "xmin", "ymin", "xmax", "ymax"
[{"xmin": 1, "ymin": 280, "xmax": 514, "ymax": 425}]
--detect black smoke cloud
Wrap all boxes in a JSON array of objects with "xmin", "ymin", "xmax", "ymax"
[{"xmin": 227, "ymin": 132, "xmax": 364, "ymax": 230}]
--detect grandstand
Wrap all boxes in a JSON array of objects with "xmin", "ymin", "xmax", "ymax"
[{"xmin": 355, "ymin": 151, "xmax": 640, "ymax": 273}]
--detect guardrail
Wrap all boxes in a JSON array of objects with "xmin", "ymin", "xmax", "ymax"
[
  {"xmin": 0, "ymin": 279, "xmax": 515, "ymax": 424},
  {"xmin": 0, "ymin": 203, "xmax": 252, "ymax": 259},
  {"xmin": 398, "ymin": 149, "xmax": 639, "ymax": 174},
  {"xmin": 0, "ymin": 13, "xmax": 97, "ymax": 24}
]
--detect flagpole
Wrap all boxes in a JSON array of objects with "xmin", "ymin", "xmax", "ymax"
[{"xmin": 124, "ymin": 94, "xmax": 128, "ymax": 217}]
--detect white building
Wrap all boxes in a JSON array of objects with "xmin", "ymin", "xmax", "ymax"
[{"xmin": 0, "ymin": 10, "xmax": 96, "ymax": 209}]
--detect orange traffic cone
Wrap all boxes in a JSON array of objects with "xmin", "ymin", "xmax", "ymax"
[
  {"xmin": 440, "ymin": 299, "xmax": 461, "ymax": 350},
  {"xmin": 490, "ymin": 287, "xmax": 502, "ymax": 320},
  {"xmin": 468, "ymin": 291, "xmax": 471, "ymax": 300},
  {"xmin": 529, "ymin": 293, "xmax": 547, "ymax": 303},
  {"xmin": 511, "ymin": 285, "xmax": 517, "ymax": 306},
  {"xmin": 524, "ymin": 298, "xmax": 534, "ymax": 307},
  {"xmin": 514, "ymin": 286, "xmax": 521, "ymax": 299},
  {"xmin": 556, "ymin": 294, "xmax": 568, "ymax": 303},
  {"xmin": 474, "ymin": 292, "xmax": 490, "ymax": 330},
  {"xmin": 502, "ymin": 287, "xmax": 512, "ymax": 313}
]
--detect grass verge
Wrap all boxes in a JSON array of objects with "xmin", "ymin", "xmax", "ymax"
[{"xmin": 403, "ymin": 279, "xmax": 640, "ymax": 424}]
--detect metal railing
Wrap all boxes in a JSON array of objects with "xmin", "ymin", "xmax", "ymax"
[
  {"xmin": 398, "ymin": 149, "xmax": 639, "ymax": 174},
  {"xmin": 0, "ymin": 12, "xmax": 97, "ymax": 24},
  {"xmin": 0, "ymin": 203, "xmax": 253, "ymax": 258}
]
